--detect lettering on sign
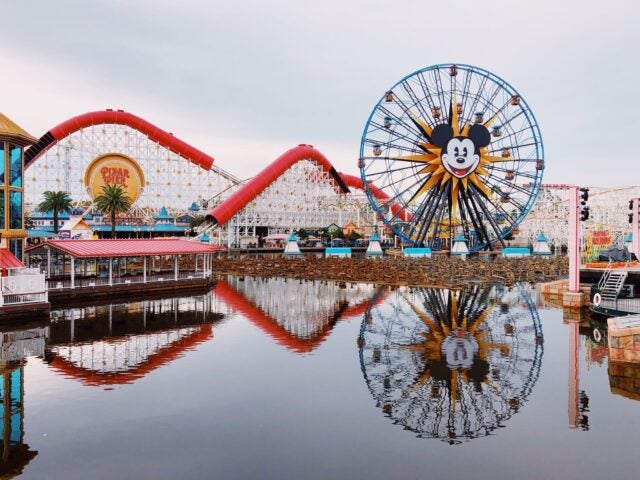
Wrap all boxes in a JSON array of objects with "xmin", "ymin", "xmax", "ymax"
[
  {"xmin": 100, "ymin": 167, "xmax": 131, "ymax": 187},
  {"xmin": 84, "ymin": 153, "xmax": 145, "ymax": 203},
  {"xmin": 591, "ymin": 231, "xmax": 611, "ymax": 246}
]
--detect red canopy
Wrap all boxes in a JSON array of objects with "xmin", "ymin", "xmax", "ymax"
[
  {"xmin": 0, "ymin": 248, "xmax": 26, "ymax": 272},
  {"xmin": 27, "ymin": 239, "xmax": 223, "ymax": 258}
]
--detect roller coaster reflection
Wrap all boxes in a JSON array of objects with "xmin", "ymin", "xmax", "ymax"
[{"xmin": 358, "ymin": 284, "xmax": 544, "ymax": 443}]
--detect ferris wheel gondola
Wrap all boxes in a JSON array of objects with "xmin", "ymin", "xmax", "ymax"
[{"xmin": 359, "ymin": 64, "xmax": 544, "ymax": 250}]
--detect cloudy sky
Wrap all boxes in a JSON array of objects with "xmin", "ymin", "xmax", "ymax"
[{"xmin": 2, "ymin": 0, "xmax": 638, "ymax": 186}]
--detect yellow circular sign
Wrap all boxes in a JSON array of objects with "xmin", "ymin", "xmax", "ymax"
[{"xmin": 84, "ymin": 153, "xmax": 145, "ymax": 203}]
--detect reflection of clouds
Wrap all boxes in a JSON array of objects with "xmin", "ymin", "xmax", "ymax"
[{"xmin": 359, "ymin": 284, "xmax": 543, "ymax": 443}]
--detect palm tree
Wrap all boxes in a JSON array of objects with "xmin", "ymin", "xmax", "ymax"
[
  {"xmin": 94, "ymin": 184, "xmax": 133, "ymax": 238},
  {"xmin": 37, "ymin": 191, "xmax": 72, "ymax": 233}
]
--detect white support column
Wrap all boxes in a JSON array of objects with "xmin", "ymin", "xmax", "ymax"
[
  {"xmin": 174, "ymin": 255, "xmax": 178, "ymax": 281},
  {"xmin": 195, "ymin": 254, "xmax": 198, "ymax": 273},
  {"xmin": 46, "ymin": 247, "xmax": 51, "ymax": 278},
  {"xmin": 568, "ymin": 186, "xmax": 579, "ymax": 293},
  {"xmin": 143, "ymin": 256, "xmax": 147, "ymax": 283},
  {"xmin": 70, "ymin": 257, "xmax": 75, "ymax": 289},
  {"xmin": 109, "ymin": 258, "xmax": 113, "ymax": 286}
]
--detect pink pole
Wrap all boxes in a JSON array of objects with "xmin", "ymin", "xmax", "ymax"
[
  {"xmin": 568, "ymin": 320, "xmax": 579, "ymax": 428},
  {"xmin": 633, "ymin": 198, "xmax": 639, "ymax": 257},
  {"xmin": 568, "ymin": 186, "xmax": 580, "ymax": 293}
]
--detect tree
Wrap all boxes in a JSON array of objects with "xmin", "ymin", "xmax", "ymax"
[
  {"xmin": 347, "ymin": 231, "xmax": 362, "ymax": 242},
  {"xmin": 296, "ymin": 228, "xmax": 309, "ymax": 240},
  {"xmin": 24, "ymin": 211, "xmax": 35, "ymax": 230},
  {"xmin": 94, "ymin": 184, "xmax": 133, "ymax": 238},
  {"xmin": 189, "ymin": 214, "xmax": 205, "ymax": 229},
  {"xmin": 37, "ymin": 191, "xmax": 72, "ymax": 233}
]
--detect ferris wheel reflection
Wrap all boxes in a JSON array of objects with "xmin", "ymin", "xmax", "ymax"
[{"xmin": 358, "ymin": 284, "xmax": 544, "ymax": 443}]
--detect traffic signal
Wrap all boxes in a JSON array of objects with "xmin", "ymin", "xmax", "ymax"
[
  {"xmin": 579, "ymin": 187, "xmax": 589, "ymax": 204},
  {"xmin": 629, "ymin": 198, "xmax": 640, "ymax": 224},
  {"xmin": 579, "ymin": 187, "xmax": 589, "ymax": 221},
  {"xmin": 580, "ymin": 206, "xmax": 590, "ymax": 221}
]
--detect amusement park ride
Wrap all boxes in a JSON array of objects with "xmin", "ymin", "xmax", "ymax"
[
  {"xmin": 358, "ymin": 63, "xmax": 545, "ymax": 250},
  {"xmin": 23, "ymin": 110, "xmax": 240, "ymax": 220},
  {"xmin": 21, "ymin": 63, "xmax": 551, "ymax": 251},
  {"xmin": 18, "ymin": 62, "xmax": 640, "ymax": 255}
]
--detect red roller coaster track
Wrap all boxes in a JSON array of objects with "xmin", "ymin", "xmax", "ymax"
[
  {"xmin": 205, "ymin": 144, "xmax": 349, "ymax": 226},
  {"xmin": 338, "ymin": 172, "xmax": 413, "ymax": 222},
  {"xmin": 24, "ymin": 109, "xmax": 214, "ymax": 170},
  {"xmin": 214, "ymin": 279, "xmax": 387, "ymax": 354},
  {"xmin": 26, "ymin": 110, "xmax": 408, "ymax": 226},
  {"xmin": 47, "ymin": 324, "xmax": 213, "ymax": 386}
]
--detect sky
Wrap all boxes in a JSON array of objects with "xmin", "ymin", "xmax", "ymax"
[{"xmin": 2, "ymin": 0, "xmax": 638, "ymax": 186}]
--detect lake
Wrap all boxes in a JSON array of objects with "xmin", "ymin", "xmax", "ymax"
[{"xmin": 2, "ymin": 276, "xmax": 638, "ymax": 479}]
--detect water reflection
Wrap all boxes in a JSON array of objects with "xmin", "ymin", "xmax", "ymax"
[
  {"xmin": 0, "ymin": 320, "xmax": 49, "ymax": 477},
  {"xmin": 358, "ymin": 284, "xmax": 544, "ymax": 443},
  {"xmin": 609, "ymin": 362, "xmax": 640, "ymax": 401},
  {"xmin": 216, "ymin": 276, "xmax": 381, "ymax": 353},
  {"xmin": 45, "ymin": 295, "xmax": 223, "ymax": 386}
]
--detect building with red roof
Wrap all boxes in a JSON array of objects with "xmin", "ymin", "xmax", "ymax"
[{"xmin": 25, "ymin": 239, "xmax": 223, "ymax": 303}]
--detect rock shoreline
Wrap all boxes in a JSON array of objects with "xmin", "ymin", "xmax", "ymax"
[{"xmin": 212, "ymin": 255, "xmax": 568, "ymax": 288}]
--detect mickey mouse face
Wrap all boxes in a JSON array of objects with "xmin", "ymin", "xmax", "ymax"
[
  {"xmin": 431, "ymin": 123, "xmax": 491, "ymax": 180},
  {"xmin": 441, "ymin": 137, "xmax": 479, "ymax": 178}
]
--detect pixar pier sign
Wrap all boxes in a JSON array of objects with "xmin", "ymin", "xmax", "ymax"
[{"xmin": 84, "ymin": 153, "xmax": 146, "ymax": 203}]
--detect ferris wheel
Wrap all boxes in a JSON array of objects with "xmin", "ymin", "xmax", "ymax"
[
  {"xmin": 358, "ymin": 284, "xmax": 543, "ymax": 442},
  {"xmin": 359, "ymin": 64, "xmax": 544, "ymax": 250}
]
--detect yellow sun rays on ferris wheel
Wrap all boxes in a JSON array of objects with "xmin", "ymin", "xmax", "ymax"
[
  {"xmin": 400, "ymin": 291, "xmax": 510, "ymax": 402},
  {"xmin": 389, "ymin": 99, "xmax": 515, "ymax": 214}
]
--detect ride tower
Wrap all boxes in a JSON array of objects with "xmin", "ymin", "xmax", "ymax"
[{"xmin": 0, "ymin": 113, "xmax": 37, "ymax": 262}]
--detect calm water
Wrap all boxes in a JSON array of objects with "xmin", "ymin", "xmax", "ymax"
[{"xmin": 2, "ymin": 276, "xmax": 639, "ymax": 479}]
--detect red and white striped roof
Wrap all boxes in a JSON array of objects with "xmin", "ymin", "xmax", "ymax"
[{"xmin": 27, "ymin": 239, "xmax": 223, "ymax": 258}]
